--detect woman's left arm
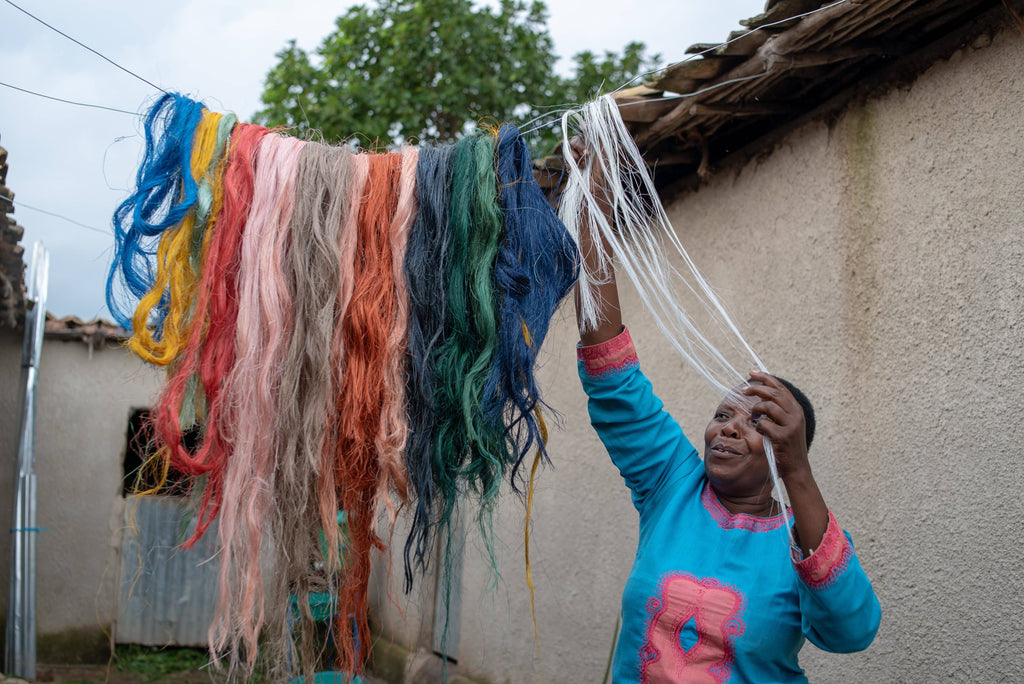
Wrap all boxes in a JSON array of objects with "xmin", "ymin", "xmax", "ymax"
[
  {"xmin": 791, "ymin": 512, "xmax": 882, "ymax": 652},
  {"xmin": 743, "ymin": 372, "xmax": 881, "ymax": 652},
  {"xmin": 741, "ymin": 370, "xmax": 827, "ymax": 555}
]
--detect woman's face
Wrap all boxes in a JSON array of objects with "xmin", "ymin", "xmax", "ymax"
[{"xmin": 703, "ymin": 389, "xmax": 771, "ymax": 497}]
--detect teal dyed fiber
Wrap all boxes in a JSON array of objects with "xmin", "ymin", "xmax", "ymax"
[
  {"xmin": 431, "ymin": 135, "xmax": 505, "ymax": 546},
  {"xmin": 429, "ymin": 138, "xmax": 478, "ymax": 661},
  {"xmin": 431, "ymin": 137, "xmax": 506, "ymax": 652},
  {"xmin": 431, "ymin": 136, "xmax": 477, "ymax": 535},
  {"xmin": 460, "ymin": 134, "xmax": 507, "ymax": 509}
]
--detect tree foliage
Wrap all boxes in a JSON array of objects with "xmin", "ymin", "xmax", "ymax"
[
  {"xmin": 564, "ymin": 41, "xmax": 660, "ymax": 105},
  {"xmin": 256, "ymin": 0, "xmax": 659, "ymax": 151}
]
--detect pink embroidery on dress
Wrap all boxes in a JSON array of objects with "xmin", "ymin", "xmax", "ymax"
[
  {"xmin": 577, "ymin": 327, "xmax": 639, "ymax": 378},
  {"xmin": 638, "ymin": 572, "xmax": 746, "ymax": 684},
  {"xmin": 701, "ymin": 481, "xmax": 789, "ymax": 532},
  {"xmin": 794, "ymin": 510, "xmax": 852, "ymax": 590}
]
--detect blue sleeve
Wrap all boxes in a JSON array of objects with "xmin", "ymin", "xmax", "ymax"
[
  {"xmin": 793, "ymin": 511, "xmax": 882, "ymax": 652},
  {"xmin": 577, "ymin": 327, "xmax": 701, "ymax": 510}
]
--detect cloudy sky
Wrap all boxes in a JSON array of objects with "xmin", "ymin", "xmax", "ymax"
[{"xmin": 0, "ymin": 0, "xmax": 764, "ymax": 319}]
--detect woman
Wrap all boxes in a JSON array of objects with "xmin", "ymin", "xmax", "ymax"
[{"xmin": 572, "ymin": 141, "xmax": 881, "ymax": 683}]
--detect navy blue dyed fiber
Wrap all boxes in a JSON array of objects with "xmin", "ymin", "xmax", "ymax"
[
  {"xmin": 402, "ymin": 143, "xmax": 455, "ymax": 591},
  {"xmin": 486, "ymin": 123, "xmax": 579, "ymax": 492}
]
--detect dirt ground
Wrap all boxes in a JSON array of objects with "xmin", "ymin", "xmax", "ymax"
[
  {"xmin": 22, "ymin": 665, "xmax": 386, "ymax": 684},
  {"xmin": 31, "ymin": 664, "xmax": 212, "ymax": 683}
]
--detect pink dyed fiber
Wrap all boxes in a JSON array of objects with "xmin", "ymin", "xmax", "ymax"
[
  {"xmin": 212, "ymin": 133, "xmax": 306, "ymax": 671},
  {"xmin": 377, "ymin": 146, "xmax": 418, "ymax": 518}
]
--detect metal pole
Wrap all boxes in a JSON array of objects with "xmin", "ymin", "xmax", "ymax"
[{"xmin": 5, "ymin": 241, "xmax": 48, "ymax": 679}]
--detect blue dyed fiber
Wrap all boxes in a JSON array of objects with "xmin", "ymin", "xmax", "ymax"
[
  {"xmin": 485, "ymin": 123, "xmax": 580, "ymax": 491},
  {"xmin": 106, "ymin": 93, "xmax": 206, "ymax": 328},
  {"xmin": 402, "ymin": 143, "xmax": 455, "ymax": 591}
]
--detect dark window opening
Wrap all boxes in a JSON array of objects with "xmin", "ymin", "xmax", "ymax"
[{"xmin": 121, "ymin": 409, "xmax": 196, "ymax": 497}]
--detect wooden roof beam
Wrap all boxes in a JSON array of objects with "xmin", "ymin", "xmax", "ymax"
[
  {"xmin": 687, "ymin": 102, "xmax": 796, "ymax": 117},
  {"xmin": 769, "ymin": 45, "xmax": 896, "ymax": 68},
  {"xmin": 636, "ymin": 0, "xmax": 872, "ymax": 148},
  {"xmin": 616, "ymin": 96, "xmax": 680, "ymax": 123}
]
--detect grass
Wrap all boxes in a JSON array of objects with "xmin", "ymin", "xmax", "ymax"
[{"xmin": 113, "ymin": 644, "xmax": 212, "ymax": 682}]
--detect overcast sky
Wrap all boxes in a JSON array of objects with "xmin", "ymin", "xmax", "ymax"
[{"xmin": 0, "ymin": 0, "xmax": 765, "ymax": 319}]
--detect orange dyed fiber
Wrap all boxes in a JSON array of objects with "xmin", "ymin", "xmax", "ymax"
[{"xmin": 332, "ymin": 152, "xmax": 402, "ymax": 673}]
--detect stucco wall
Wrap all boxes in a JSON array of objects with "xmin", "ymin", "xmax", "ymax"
[
  {"xmin": 0, "ymin": 331, "xmax": 163, "ymax": 648},
  {"xmin": 374, "ymin": 27, "xmax": 1024, "ymax": 684}
]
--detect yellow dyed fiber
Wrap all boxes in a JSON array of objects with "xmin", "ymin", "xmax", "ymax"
[
  {"xmin": 522, "ymin": 323, "xmax": 548, "ymax": 658},
  {"xmin": 129, "ymin": 110, "xmax": 224, "ymax": 366},
  {"xmin": 191, "ymin": 113, "xmax": 237, "ymax": 276},
  {"xmin": 525, "ymin": 406, "xmax": 547, "ymax": 658},
  {"xmin": 177, "ymin": 113, "xmax": 237, "ymax": 426}
]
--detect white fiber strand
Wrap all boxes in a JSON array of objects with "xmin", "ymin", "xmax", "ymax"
[
  {"xmin": 558, "ymin": 95, "xmax": 764, "ymax": 395},
  {"xmin": 763, "ymin": 439, "xmax": 794, "ymax": 545},
  {"xmin": 559, "ymin": 94, "xmax": 793, "ymax": 543}
]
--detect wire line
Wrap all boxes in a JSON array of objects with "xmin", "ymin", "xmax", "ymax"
[
  {"xmin": 0, "ymin": 195, "xmax": 109, "ymax": 236},
  {"xmin": 0, "ymin": 80, "xmax": 138, "ymax": 115},
  {"xmin": 2, "ymin": 0, "xmax": 167, "ymax": 94}
]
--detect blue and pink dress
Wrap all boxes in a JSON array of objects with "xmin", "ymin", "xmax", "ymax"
[{"xmin": 578, "ymin": 328, "xmax": 881, "ymax": 684}]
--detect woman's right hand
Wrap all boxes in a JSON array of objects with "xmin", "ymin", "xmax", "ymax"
[{"xmin": 569, "ymin": 135, "xmax": 624, "ymax": 346}]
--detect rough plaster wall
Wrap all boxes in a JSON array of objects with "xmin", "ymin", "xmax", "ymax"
[
  {"xmin": 374, "ymin": 28, "xmax": 1024, "ymax": 684},
  {"xmin": 368, "ymin": 511, "xmax": 438, "ymax": 651},
  {"xmin": 0, "ymin": 336, "xmax": 162, "ymax": 638}
]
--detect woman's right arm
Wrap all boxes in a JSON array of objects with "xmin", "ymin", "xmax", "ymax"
[
  {"xmin": 570, "ymin": 137, "xmax": 623, "ymax": 346},
  {"xmin": 570, "ymin": 138, "xmax": 700, "ymax": 507}
]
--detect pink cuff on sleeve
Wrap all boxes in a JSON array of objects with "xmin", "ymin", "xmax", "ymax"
[
  {"xmin": 577, "ymin": 326, "xmax": 639, "ymax": 378},
  {"xmin": 793, "ymin": 510, "xmax": 853, "ymax": 590}
]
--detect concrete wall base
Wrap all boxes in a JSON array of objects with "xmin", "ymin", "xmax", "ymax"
[{"xmin": 368, "ymin": 638, "xmax": 491, "ymax": 684}]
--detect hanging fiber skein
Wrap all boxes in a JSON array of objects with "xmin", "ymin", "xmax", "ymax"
[
  {"xmin": 109, "ymin": 90, "xmax": 594, "ymax": 682},
  {"xmin": 332, "ymin": 151, "xmax": 404, "ymax": 674},
  {"xmin": 107, "ymin": 93, "xmax": 205, "ymax": 334},
  {"xmin": 402, "ymin": 143, "xmax": 455, "ymax": 591},
  {"xmin": 488, "ymin": 123, "xmax": 579, "ymax": 489},
  {"xmin": 212, "ymin": 132, "xmax": 306, "ymax": 674},
  {"xmin": 264, "ymin": 141, "xmax": 354, "ymax": 681},
  {"xmin": 461, "ymin": 134, "xmax": 507, "ymax": 518}
]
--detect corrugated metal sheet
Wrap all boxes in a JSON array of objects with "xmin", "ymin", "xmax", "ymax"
[{"xmin": 116, "ymin": 496, "xmax": 220, "ymax": 646}]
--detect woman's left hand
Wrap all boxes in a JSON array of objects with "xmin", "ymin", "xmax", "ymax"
[{"xmin": 741, "ymin": 371, "xmax": 810, "ymax": 481}]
